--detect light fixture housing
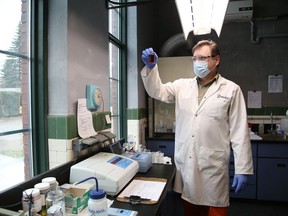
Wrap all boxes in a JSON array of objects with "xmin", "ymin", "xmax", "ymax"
[{"xmin": 175, "ymin": 0, "xmax": 229, "ymax": 39}]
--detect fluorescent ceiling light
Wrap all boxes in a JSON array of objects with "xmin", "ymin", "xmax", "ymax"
[{"xmin": 175, "ymin": 0, "xmax": 229, "ymax": 39}]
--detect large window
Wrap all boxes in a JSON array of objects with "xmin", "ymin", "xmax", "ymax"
[
  {"xmin": 0, "ymin": 0, "xmax": 31, "ymax": 192},
  {"xmin": 108, "ymin": 0, "xmax": 126, "ymax": 139}
]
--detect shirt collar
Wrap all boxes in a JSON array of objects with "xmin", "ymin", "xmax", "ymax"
[{"xmin": 197, "ymin": 73, "xmax": 219, "ymax": 87}]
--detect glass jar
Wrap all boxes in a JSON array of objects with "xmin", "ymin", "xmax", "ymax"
[
  {"xmin": 46, "ymin": 188, "xmax": 65, "ymax": 216},
  {"xmin": 22, "ymin": 188, "xmax": 42, "ymax": 216},
  {"xmin": 35, "ymin": 182, "xmax": 50, "ymax": 216},
  {"xmin": 42, "ymin": 177, "xmax": 58, "ymax": 191}
]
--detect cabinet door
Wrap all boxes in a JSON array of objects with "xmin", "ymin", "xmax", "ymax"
[
  {"xmin": 257, "ymin": 158, "xmax": 288, "ymax": 201},
  {"xmin": 229, "ymin": 143, "xmax": 257, "ymax": 199},
  {"xmin": 229, "ymin": 160, "xmax": 257, "ymax": 199}
]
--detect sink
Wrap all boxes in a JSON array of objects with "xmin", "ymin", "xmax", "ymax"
[{"xmin": 259, "ymin": 134, "xmax": 287, "ymax": 141}]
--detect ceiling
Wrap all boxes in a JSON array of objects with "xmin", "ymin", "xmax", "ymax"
[{"xmin": 150, "ymin": 0, "xmax": 288, "ymax": 56}]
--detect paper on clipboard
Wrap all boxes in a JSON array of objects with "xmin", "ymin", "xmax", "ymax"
[{"xmin": 117, "ymin": 177, "xmax": 167, "ymax": 204}]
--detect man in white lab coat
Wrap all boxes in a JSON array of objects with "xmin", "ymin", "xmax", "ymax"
[{"xmin": 141, "ymin": 40, "xmax": 253, "ymax": 216}]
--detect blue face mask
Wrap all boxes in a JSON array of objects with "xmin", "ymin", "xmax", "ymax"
[{"xmin": 193, "ymin": 61, "xmax": 210, "ymax": 78}]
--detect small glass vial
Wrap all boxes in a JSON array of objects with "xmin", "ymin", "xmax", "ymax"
[
  {"xmin": 88, "ymin": 189, "xmax": 108, "ymax": 216},
  {"xmin": 149, "ymin": 53, "xmax": 155, "ymax": 63},
  {"xmin": 22, "ymin": 188, "xmax": 42, "ymax": 216},
  {"xmin": 35, "ymin": 182, "xmax": 50, "ymax": 216},
  {"xmin": 42, "ymin": 177, "xmax": 58, "ymax": 191}
]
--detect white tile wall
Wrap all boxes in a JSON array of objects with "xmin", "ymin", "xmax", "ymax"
[
  {"xmin": 127, "ymin": 118, "xmax": 147, "ymax": 147},
  {"xmin": 248, "ymin": 115, "xmax": 284, "ymax": 124},
  {"xmin": 48, "ymin": 117, "xmax": 148, "ymax": 169},
  {"xmin": 48, "ymin": 138, "xmax": 74, "ymax": 169}
]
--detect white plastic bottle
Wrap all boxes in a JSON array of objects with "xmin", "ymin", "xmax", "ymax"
[
  {"xmin": 88, "ymin": 189, "xmax": 108, "ymax": 216},
  {"xmin": 280, "ymin": 110, "xmax": 288, "ymax": 134},
  {"xmin": 258, "ymin": 123, "xmax": 264, "ymax": 134}
]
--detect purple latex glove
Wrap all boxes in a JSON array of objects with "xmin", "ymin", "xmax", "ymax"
[
  {"xmin": 141, "ymin": 48, "xmax": 158, "ymax": 69},
  {"xmin": 232, "ymin": 174, "xmax": 248, "ymax": 193}
]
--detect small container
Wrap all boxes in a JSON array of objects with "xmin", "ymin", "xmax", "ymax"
[
  {"xmin": 280, "ymin": 110, "xmax": 288, "ymax": 134},
  {"xmin": 42, "ymin": 177, "xmax": 58, "ymax": 191},
  {"xmin": 152, "ymin": 151, "xmax": 160, "ymax": 164},
  {"xmin": 46, "ymin": 188, "xmax": 65, "ymax": 216},
  {"xmin": 88, "ymin": 189, "xmax": 108, "ymax": 216},
  {"xmin": 149, "ymin": 53, "xmax": 155, "ymax": 63},
  {"xmin": 258, "ymin": 123, "xmax": 264, "ymax": 134},
  {"xmin": 35, "ymin": 182, "xmax": 50, "ymax": 216},
  {"xmin": 22, "ymin": 188, "xmax": 42, "ymax": 216}
]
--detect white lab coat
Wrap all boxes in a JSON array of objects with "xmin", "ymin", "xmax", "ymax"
[{"xmin": 141, "ymin": 65, "xmax": 253, "ymax": 207}]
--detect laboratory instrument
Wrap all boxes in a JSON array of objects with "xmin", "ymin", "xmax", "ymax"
[{"xmin": 69, "ymin": 152, "xmax": 139, "ymax": 195}]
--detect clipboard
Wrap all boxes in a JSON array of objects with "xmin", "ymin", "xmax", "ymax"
[{"xmin": 116, "ymin": 177, "xmax": 167, "ymax": 204}]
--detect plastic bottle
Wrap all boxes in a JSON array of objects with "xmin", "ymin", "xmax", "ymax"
[
  {"xmin": 88, "ymin": 189, "xmax": 108, "ymax": 216},
  {"xmin": 280, "ymin": 110, "xmax": 288, "ymax": 134},
  {"xmin": 258, "ymin": 123, "xmax": 264, "ymax": 134}
]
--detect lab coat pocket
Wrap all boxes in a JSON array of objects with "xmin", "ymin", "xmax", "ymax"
[
  {"xmin": 205, "ymin": 98, "xmax": 230, "ymax": 120},
  {"xmin": 198, "ymin": 147, "xmax": 225, "ymax": 176}
]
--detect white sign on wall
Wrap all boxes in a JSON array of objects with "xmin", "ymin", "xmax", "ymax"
[{"xmin": 268, "ymin": 75, "xmax": 283, "ymax": 93}]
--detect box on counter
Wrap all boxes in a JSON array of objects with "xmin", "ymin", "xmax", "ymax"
[{"xmin": 63, "ymin": 183, "xmax": 93, "ymax": 214}]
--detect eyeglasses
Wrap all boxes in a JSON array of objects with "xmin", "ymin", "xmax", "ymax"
[{"xmin": 192, "ymin": 55, "xmax": 216, "ymax": 62}]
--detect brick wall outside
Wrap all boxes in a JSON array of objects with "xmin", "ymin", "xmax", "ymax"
[{"xmin": 21, "ymin": 0, "xmax": 30, "ymax": 180}]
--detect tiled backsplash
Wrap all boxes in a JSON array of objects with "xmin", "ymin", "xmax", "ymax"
[
  {"xmin": 47, "ymin": 112, "xmax": 111, "ymax": 169},
  {"xmin": 47, "ymin": 112, "xmax": 111, "ymax": 139}
]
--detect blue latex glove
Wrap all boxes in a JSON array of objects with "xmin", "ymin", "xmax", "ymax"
[
  {"xmin": 232, "ymin": 174, "xmax": 248, "ymax": 193},
  {"xmin": 141, "ymin": 48, "xmax": 158, "ymax": 69}
]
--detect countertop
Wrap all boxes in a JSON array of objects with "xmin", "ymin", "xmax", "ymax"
[
  {"xmin": 147, "ymin": 133, "xmax": 288, "ymax": 143},
  {"xmin": 255, "ymin": 134, "xmax": 288, "ymax": 143}
]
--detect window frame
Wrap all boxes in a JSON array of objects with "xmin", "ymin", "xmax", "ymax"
[
  {"xmin": 108, "ymin": 1, "xmax": 127, "ymax": 139},
  {"xmin": 30, "ymin": 0, "xmax": 49, "ymax": 174}
]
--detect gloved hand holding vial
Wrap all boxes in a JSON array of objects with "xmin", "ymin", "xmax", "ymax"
[{"xmin": 141, "ymin": 47, "xmax": 158, "ymax": 69}]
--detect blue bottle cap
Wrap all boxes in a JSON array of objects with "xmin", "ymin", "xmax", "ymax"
[{"xmin": 90, "ymin": 189, "xmax": 106, "ymax": 199}]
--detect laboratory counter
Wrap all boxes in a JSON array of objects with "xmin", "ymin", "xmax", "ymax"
[
  {"xmin": 0, "ymin": 151, "xmax": 176, "ymax": 216},
  {"xmin": 109, "ymin": 163, "xmax": 176, "ymax": 216},
  {"xmin": 257, "ymin": 134, "xmax": 288, "ymax": 143}
]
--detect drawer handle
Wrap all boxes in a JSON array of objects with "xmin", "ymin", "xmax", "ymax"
[
  {"xmin": 277, "ymin": 164, "xmax": 286, "ymax": 168},
  {"xmin": 159, "ymin": 145, "xmax": 167, "ymax": 149}
]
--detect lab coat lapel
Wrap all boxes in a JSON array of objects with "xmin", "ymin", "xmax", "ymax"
[
  {"xmin": 196, "ymin": 75, "xmax": 225, "ymax": 113},
  {"xmin": 191, "ymin": 79, "xmax": 200, "ymax": 113}
]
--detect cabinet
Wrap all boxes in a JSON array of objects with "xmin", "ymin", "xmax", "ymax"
[
  {"xmin": 229, "ymin": 143, "xmax": 257, "ymax": 199},
  {"xmin": 146, "ymin": 138, "xmax": 288, "ymax": 202},
  {"xmin": 146, "ymin": 139, "xmax": 175, "ymax": 156},
  {"xmin": 257, "ymin": 143, "xmax": 288, "ymax": 202}
]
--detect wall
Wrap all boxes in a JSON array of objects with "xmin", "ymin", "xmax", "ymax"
[
  {"xmin": 134, "ymin": 0, "xmax": 288, "ymax": 136},
  {"xmin": 49, "ymin": 0, "xmax": 109, "ymax": 115},
  {"xmin": 125, "ymin": 3, "xmax": 155, "ymax": 146},
  {"xmin": 149, "ymin": 1, "xmax": 288, "ymax": 110},
  {"xmin": 220, "ymin": 20, "xmax": 288, "ymax": 108},
  {"xmin": 47, "ymin": 0, "xmax": 110, "ymax": 168}
]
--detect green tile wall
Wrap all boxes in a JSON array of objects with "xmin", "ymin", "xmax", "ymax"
[
  {"xmin": 127, "ymin": 108, "xmax": 147, "ymax": 120},
  {"xmin": 48, "ymin": 111, "xmax": 111, "ymax": 139}
]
